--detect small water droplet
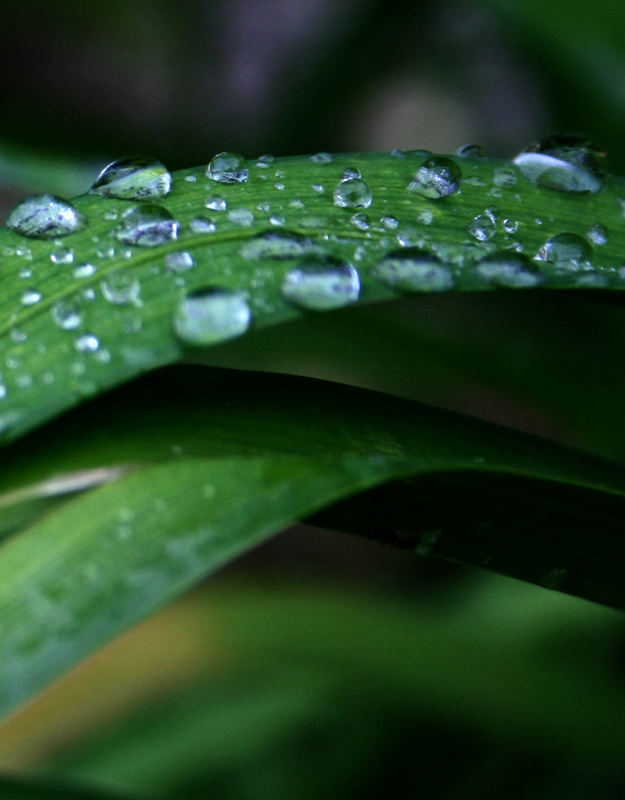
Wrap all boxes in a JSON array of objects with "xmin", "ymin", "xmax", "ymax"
[
  {"xmin": 502, "ymin": 218, "xmax": 519, "ymax": 234},
  {"xmin": 227, "ymin": 208, "xmax": 255, "ymax": 226},
  {"xmin": 350, "ymin": 212, "xmax": 370, "ymax": 231},
  {"xmin": 75, "ymin": 333, "xmax": 100, "ymax": 352},
  {"xmin": 101, "ymin": 272, "xmax": 141, "ymax": 305},
  {"xmin": 256, "ymin": 154, "xmax": 275, "ymax": 167},
  {"xmin": 408, "ymin": 157, "xmax": 462, "ymax": 199},
  {"xmin": 240, "ymin": 230, "xmax": 321, "ymax": 260},
  {"xmin": 74, "ymin": 263, "xmax": 96, "ymax": 279},
  {"xmin": 416, "ymin": 208, "xmax": 434, "ymax": 225},
  {"xmin": 311, "ymin": 183, "xmax": 325, "ymax": 194},
  {"xmin": 115, "ymin": 204, "xmax": 179, "ymax": 247},
  {"xmin": 311, "ymin": 152, "xmax": 333, "ymax": 164},
  {"xmin": 492, "ymin": 166, "xmax": 518, "ymax": 187},
  {"xmin": 373, "ymin": 249, "xmax": 454, "ymax": 293},
  {"xmin": 513, "ymin": 133, "xmax": 606, "ymax": 193},
  {"xmin": 184, "ymin": 175, "xmax": 197, "ymax": 183},
  {"xmin": 587, "ymin": 223, "xmax": 609, "ymax": 245},
  {"xmin": 50, "ymin": 247, "xmax": 74, "ymax": 265},
  {"xmin": 333, "ymin": 178, "xmax": 373, "ymax": 209},
  {"xmin": 467, "ymin": 212, "xmax": 497, "ymax": 241},
  {"xmin": 381, "ymin": 215, "xmax": 399, "ymax": 230},
  {"xmin": 204, "ymin": 196, "xmax": 227, "ymax": 211},
  {"xmin": 21, "ymin": 288, "xmax": 42, "ymax": 306},
  {"xmin": 90, "ymin": 156, "xmax": 172, "ymax": 200},
  {"xmin": 166, "ymin": 251, "xmax": 195, "ymax": 272},
  {"xmin": 173, "ymin": 288, "xmax": 251, "ymax": 345},
  {"xmin": 206, "ymin": 152, "xmax": 248, "ymax": 184},
  {"xmin": 457, "ymin": 143, "xmax": 486, "ymax": 159},
  {"xmin": 51, "ymin": 300, "xmax": 82, "ymax": 330},
  {"xmin": 281, "ymin": 257, "xmax": 360, "ymax": 310},
  {"xmin": 535, "ymin": 233, "xmax": 593, "ymax": 271},
  {"xmin": 190, "ymin": 216, "xmax": 216, "ymax": 234},
  {"xmin": 474, "ymin": 252, "xmax": 543, "ymax": 287},
  {"xmin": 342, "ymin": 166, "xmax": 361, "ymax": 180},
  {"xmin": 7, "ymin": 194, "xmax": 86, "ymax": 239}
]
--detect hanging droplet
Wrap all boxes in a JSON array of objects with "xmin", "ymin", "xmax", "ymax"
[
  {"xmin": 90, "ymin": 156, "xmax": 172, "ymax": 200},
  {"xmin": 206, "ymin": 152, "xmax": 248, "ymax": 184},
  {"xmin": 101, "ymin": 272, "xmax": 141, "ymax": 305},
  {"xmin": 513, "ymin": 134, "xmax": 606, "ymax": 193},
  {"xmin": 51, "ymin": 300, "xmax": 82, "ymax": 330},
  {"xmin": 166, "ymin": 251, "xmax": 195, "ymax": 273},
  {"xmin": 408, "ymin": 157, "xmax": 462, "ymax": 199},
  {"xmin": 474, "ymin": 252, "xmax": 543, "ymax": 287},
  {"xmin": 535, "ymin": 233, "xmax": 593, "ymax": 271},
  {"xmin": 333, "ymin": 178, "xmax": 373, "ymax": 210},
  {"xmin": 7, "ymin": 194, "xmax": 86, "ymax": 239},
  {"xmin": 281, "ymin": 257, "xmax": 360, "ymax": 310},
  {"xmin": 115, "ymin": 204, "xmax": 179, "ymax": 246},
  {"xmin": 173, "ymin": 288, "xmax": 251, "ymax": 345},
  {"xmin": 373, "ymin": 249, "xmax": 454, "ymax": 293}
]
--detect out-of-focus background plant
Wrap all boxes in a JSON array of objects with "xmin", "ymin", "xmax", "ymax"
[{"xmin": 2, "ymin": 2, "xmax": 625, "ymax": 798}]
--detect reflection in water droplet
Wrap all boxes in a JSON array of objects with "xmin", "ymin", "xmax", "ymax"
[
  {"xmin": 474, "ymin": 252, "xmax": 543, "ymax": 287},
  {"xmin": 350, "ymin": 212, "xmax": 370, "ymax": 230},
  {"xmin": 536, "ymin": 233, "xmax": 593, "ymax": 271},
  {"xmin": 333, "ymin": 178, "xmax": 373, "ymax": 209},
  {"xmin": 115, "ymin": 204, "xmax": 179, "ymax": 247},
  {"xmin": 75, "ymin": 333, "xmax": 100, "ymax": 352},
  {"xmin": 90, "ymin": 156, "xmax": 172, "ymax": 199},
  {"xmin": 50, "ymin": 247, "xmax": 74, "ymax": 265},
  {"xmin": 204, "ymin": 196, "xmax": 227, "ymax": 211},
  {"xmin": 513, "ymin": 134, "xmax": 606, "ymax": 193},
  {"xmin": 408, "ymin": 157, "xmax": 462, "ymax": 199},
  {"xmin": 467, "ymin": 212, "xmax": 496, "ymax": 241},
  {"xmin": 281, "ymin": 257, "xmax": 360, "ymax": 310},
  {"xmin": 101, "ymin": 272, "xmax": 141, "ymax": 305},
  {"xmin": 7, "ymin": 194, "xmax": 86, "ymax": 239},
  {"xmin": 374, "ymin": 249, "xmax": 454, "ymax": 293},
  {"xmin": 74, "ymin": 263, "xmax": 96, "ymax": 279},
  {"xmin": 502, "ymin": 218, "xmax": 519, "ymax": 234},
  {"xmin": 381, "ymin": 215, "xmax": 399, "ymax": 230},
  {"xmin": 166, "ymin": 251, "xmax": 195, "ymax": 272},
  {"xmin": 206, "ymin": 152, "xmax": 248, "ymax": 184},
  {"xmin": 51, "ymin": 300, "xmax": 82, "ymax": 330},
  {"xmin": 173, "ymin": 288, "xmax": 251, "ymax": 345},
  {"xmin": 587, "ymin": 223, "xmax": 609, "ymax": 245}
]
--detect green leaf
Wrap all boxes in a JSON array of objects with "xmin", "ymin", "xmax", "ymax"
[
  {"xmin": 1, "ymin": 151, "xmax": 624, "ymax": 445},
  {"xmin": 0, "ymin": 773, "xmax": 144, "ymax": 800},
  {"xmin": 1, "ymin": 367, "xmax": 625, "ymax": 719}
]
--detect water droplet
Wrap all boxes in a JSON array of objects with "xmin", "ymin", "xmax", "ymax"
[
  {"xmin": 467, "ymin": 212, "xmax": 497, "ymax": 241},
  {"xmin": 173, "ymin": 288, "xmax": 251, "ymax": 345},
  {"xmin": 227, "ymin": 208, "xmax": 255, "ymax": 226},
  {"xmin": 256, "ymin": 154, "xmax": 275, "ymax": 167},
  {"xmin": 536, "ymin": 233, "xmax": 593, "ymax": 271},
  {"xmin": 342, "ymin": 166, "xmax": 361, "ymax": 180},
  {"xmin": 381, "ymin": 215, "xmax": 399, "ymax": 230},
  {"xmin": 21, "ymin": 288, "xmax": 42, "ymax": 306},
  {"xmin": 51, "ymin": 300, "xmax": 82, "ymax": 330},
  {"xmin": 75, "ymin": 333, "xmax": 100, "ymax": 352},
  {"xmin": 502, "ymin": 218, "xmax": 519, "ymax": 234},
  {"xmin": 101, "ymin": 272, "xmax": 141, "ymax": 305},
  {"xmin": 184, "ymin": 175, "xmax": 197, "ymax": 183},
  {"xmin": 166, "ymin": 251, "xmax": 195, "ymax": 272},
  {"xmin": 311, "ymin": 183, "xmax": 325, "ymax": 194},
  {"xmin": 74, "ymin": 263, "xmax": 96, "ymax": 279},
  {"xmin": 190, "ymin": 216, "xmax": 216, "ymax": 234},
  {"xmin": 240, "ymin": 230, "xmax": 321, "ymax": 260},
  {"xmin": 311, "ymin": 152, "xmax": 333, "ymax": 164},
  {"xmin": 281, "ymin": 257, "xmax": 360, "ymax": 310},
  {"xmin": 206, "ymin": 152, "xmax": 248, "ymax": 184},
  {"xmin": 513, "ymin": 133, "xmax": 606, "ymax": 193},
  {"xmin": 474, "ymin": 252, "xmax": 543, "ymax": 287},
  {"xmin": 204, "ymin": 196, "xmax": 227, "ymax": 211},
  {"xmin": 350, "ymin": 212, "xmax": 370, "ymax": 231},
  {"xmin": 115, "ymin": 204, "xmax": 179, "ymax": 247},
  {"xmin": 457, "ymin": 143, "xmax": 485, "ymax": 159},
  {"xmin": 333, "ymin": 178, "xmax": 373, "ymax": 209},
  {"xmin": 408, "ymin": 157, "xmax": 462, "ymax": 199},
  {"xmin": 492, "ymin": 166, "xmax": 518, "ymax": 187},
  {"xmin": 373, "ymin": 249, "xmax": 454, "ymax": 293},
  {"xmin": 7, "ymin": 194, "xmax": 86, "ymax": 239},
  {"xmin": 50, "ymin": 247, "xmax": 74, "ymax": 265},
  {"xmin": 90, "ymin": 156, "xmax": 172, "ymax": 200},
  {"xmin": 587, "ymin": 223, "xmax": 609, "ymax": 245},
  {"xmin": 416, "ymin": 208, "xmax": 434, "ymax": 225}
]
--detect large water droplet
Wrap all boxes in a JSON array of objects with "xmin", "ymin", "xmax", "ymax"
[
  {"xmin": 535, "ymin": 233, "xmax": 593, "ymax": 271},
  {"xmin": 281, "ymin": 257, "xmax": 360, "ymax": 310},
  {"xmin": 115, "ymin": 204, "xmax": 179, "ymax": 246},
  {"xmin": 408, "ymin": 157, "xmax": 462, "ymax": 199},
  {"xmin": 513, "ymin": 134, "xmax": 606, "ymax": 193},
  {"xmin": 173, "ymin": 288, "xmax": 251, "ymax": 345},
  {"xmin": 373, "ymin": 249, "xmax": 454, "ymax": 293},
  {"xmin": 206, "ymin": 152, "xmax": 248, "ymax": 184},
  {"xmin": 7, "ymin": 194, "xmax": 86, "ymax": 239},
  {"xmin": 90, "ymin": 156, "xmax": 172, "ymax": 200},
  {"xmin": 474, "ymin": 252, "xmax": 543, "ymax": 287},
  {"xmin": 333, "ymin": 178, "xmax": 373, "ymax": 209}
]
